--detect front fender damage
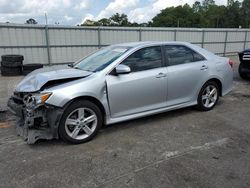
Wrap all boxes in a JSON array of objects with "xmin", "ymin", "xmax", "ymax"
[{"xmin": 8, "ymin": 96, "xmax": 64, "ymax": 144}]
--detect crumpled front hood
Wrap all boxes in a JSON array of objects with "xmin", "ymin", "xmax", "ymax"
[{"xmin": 15, "ymin": 65, "xmax": 92, "ymax": 92}]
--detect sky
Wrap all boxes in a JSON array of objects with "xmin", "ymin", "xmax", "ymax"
[{"xmin": 0, "ymin": 0, "xmax": 229, "ymax": 25}]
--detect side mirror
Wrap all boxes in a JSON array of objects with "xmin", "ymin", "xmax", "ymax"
[{"xmin": 115, "ymin": 64, "xmax": 131, "ymax": 75}]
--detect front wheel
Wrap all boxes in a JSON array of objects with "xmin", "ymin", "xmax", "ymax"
[
  {"xmin": 59, "ymin": 100, "xmax": 102, "ymax": 144},
  {"xmin": 197, "ymin": 81, "xmax": 219, "ymax": 111}
]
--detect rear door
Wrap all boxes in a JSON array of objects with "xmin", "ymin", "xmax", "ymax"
[
  {"xmin": 164, "ymin": 45, "xmax": 208, "ymax": 106},
  {"xmin": 106, "ymin": 46, "xmax": 168, "ymax": 118}
]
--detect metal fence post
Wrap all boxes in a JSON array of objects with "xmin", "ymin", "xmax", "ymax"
[
  {"xmin": 45, "ymin": 25, "xmax": 51, "ymax": 65},
  {"xmin": 98, "ymin": 27, "xmax": 101, "ymax": 49},
  {"xmin": 139, "ymin": 27, "xmax": 142, "ymax": 41},
  {"xmin": 174, "ymin": 29, "xmax": 177, "ymax": 41},
  {"xmin": 243, "ymin": 31, "xmax": 248, "ymax": 50},
  {"xmin": 201, "ymin": 30, "xmax": 205, "ymax": 48},
  {"xmin": 223, "ymin": 31, "xmax": 228, "ymax": 56}
]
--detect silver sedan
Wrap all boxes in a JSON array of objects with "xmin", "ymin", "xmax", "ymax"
[{"xmin": 8, "ymin": 41, "xmax": 233, "ymax": 144}]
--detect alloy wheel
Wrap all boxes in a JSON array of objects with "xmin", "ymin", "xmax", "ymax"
[
  {"xmin": 201, "ymin": 85, "xmax": 218, "ymax": 108},
  {"xmin": 65, "ymin": 107, "xmax": 97, "ymax": 140}
]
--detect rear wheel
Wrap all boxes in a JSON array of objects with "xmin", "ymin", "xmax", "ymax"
[
  {"xmin": 197, "ymin": 81, "xmax": 219, "ymax": 111},
  {"xmin": 59, "ymin": 100, "xmax": 102, "ymax": 144}
]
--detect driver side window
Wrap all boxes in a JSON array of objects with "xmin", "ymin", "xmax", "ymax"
[{"xmin": 122, "ymin": 46, "xmax": 162, "ymax": 72}]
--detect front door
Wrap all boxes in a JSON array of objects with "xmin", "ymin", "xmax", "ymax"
[{"xmin": 106, "ymin": 46, "xmax": 167, "ymax": 118}]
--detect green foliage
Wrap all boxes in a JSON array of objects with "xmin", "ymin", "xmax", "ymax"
[
  {"xmin": 82, "ymin": 13, "xmax": 138, "ymax": 27},
  {"xmin": 81, "ymin": 0, "xmax": 250, "ymax": 28},
  {"xmin": 25, "ymin": 18, "xmax": 37, "ymax": 24}
]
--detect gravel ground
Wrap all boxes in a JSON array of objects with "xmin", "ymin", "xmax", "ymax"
[{"xmin": 0, "ymin": 56, "xmax": 250, "ymax": 188}]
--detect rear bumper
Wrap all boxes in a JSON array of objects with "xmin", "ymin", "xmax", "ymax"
[{"xmin": 7, "ymin": 97, "xmax": 63, "ymax": 144}]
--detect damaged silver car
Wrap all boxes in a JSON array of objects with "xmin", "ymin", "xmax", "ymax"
[{"xmin": 8, "ymin": 41, "xmax": 233, "ymax": 144}]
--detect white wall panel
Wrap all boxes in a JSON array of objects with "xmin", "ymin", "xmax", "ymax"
[
  {"xmin": 50, "ymin": 47, "xmax": 98, "ymax": 64},
  {"xmin": 226, "ymin": 42, "xmax": 244, "ymax": 53},
  {"xmin": 246, "ymin": 32, "xmax": 250, "ymax": 41},
  {"xmin": 227, "ymin": 31, "xmax": 245, "ymax": 42},
  {"xmin": 0, "ymin": 48, "xmax": 48, "ymax": 64},
  {"xmin": 204, "ymin": 43, "xmax": 224, "ymax": 54},
  {"xmin": 245, "ymin": 42, "xmax": 250, "ymax": 49},
  {"xmin": 0, "ymin": 24, "xmax": 250, "ymax": 65},
  {"xmin": 176, "ymin": 31, "xmax": 202, "ymax": 42},
  {"xmin": 101, "ymin": 30, "xmax": 138, "ymax": 44},
  {"xmin": 141, "ymin": 31, "xmax": 174, "ymax": 41},
  {"xmin": 0, "ymin": 28, "xmax": 46, "ymax": 46},
  {"xmin": 204, "ymin": 31, "xmax": 226, "ymax": 42}
]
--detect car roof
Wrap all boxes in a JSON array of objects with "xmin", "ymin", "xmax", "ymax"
[
  {"xmin": 112, "ymin": 41, "xmax": 191, "ymax": 48},
  {"xmin": 111, "ymin": 41, "xmax": 216, "ymax": 60}
]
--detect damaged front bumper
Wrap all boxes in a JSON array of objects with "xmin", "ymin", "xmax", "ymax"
[{"xmin": 8, "ymin": 96, "xmax": 63, "ymax": 144}]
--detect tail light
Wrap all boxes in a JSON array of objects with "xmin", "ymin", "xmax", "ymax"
[{"xmin": 228, "ymin": 59, "xmax": 233, "ymax": 68}]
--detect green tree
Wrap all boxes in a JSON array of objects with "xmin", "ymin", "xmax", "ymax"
[
  {"xmin": 242, "ymin": 0, "xmax": 250, "ymax": 27},
  {"xmin": 25, "ymin": 18, "xmax": 37, "ymax": 24},
  {"xmin": 80, "ymin": 0, "xmax": 250, "ymax": 28},
  {"xmin": 202, "ymin": 0, "xmax": 215, "ymax": 10},
  {"xmin": 97, "ymin": 18, "xmax": 111, "ymax": 26},
  {"xmin": 193, "ymin": 1, "xmax": 202, "ymax": 12},
  {"xmin": 225, "ymin": 0, "xmax": 243, "ymax": 28},
  {"xmin": 109, "ymin": 13, "xmax": 130, "ymax": 26}
]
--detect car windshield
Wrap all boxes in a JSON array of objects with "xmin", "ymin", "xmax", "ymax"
[{"xmin": 74, "ymin": 46, "xmax": 130, "ymax": 72}]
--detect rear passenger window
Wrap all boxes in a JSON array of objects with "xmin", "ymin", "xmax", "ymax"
[
  {"xmin": 122, "ymin": 46, "xmax": 162, "ymax": 72},
  {"xmin": 164, "ymin": 45, "xmax": 205, "ymax": 66}
]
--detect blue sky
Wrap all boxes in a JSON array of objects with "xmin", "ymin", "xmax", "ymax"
[{"xmin": 0, "ymin": 0, "xmax": 229, "ymax": 25}]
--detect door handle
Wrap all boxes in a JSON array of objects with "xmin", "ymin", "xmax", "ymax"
[
  {"xmin": 156, "ymin": 72, "xmax": 167, "ymax": 78},
  {"xmin": 200, "ymin": 65, "xmax": 208, "ymax": 70}
]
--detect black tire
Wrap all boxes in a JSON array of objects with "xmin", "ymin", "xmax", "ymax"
[
  {"xmin": 1, "ymin": 55, "xmax": 24, "ymax": 62},
  {"xmin": 22, "ymin": 64, "xmax": 44, "ymax": 75},
  {"xmin": 238, "ymin": 63, "xmax": 249, "ymax": 80},
  {"xmin": 1, "ymin": 61, "xmax": 22, "ymax": 67},
  {"xmin": 22, "ymin": 70, "xmax": 32, "ymax": 76},
  {"xmin": 59, "ymin": 100, "xmax": 103, "ymax": 144},
  {"xmin": 197, "ymin": 81, "xmax": 219, "ymax": 111},
  {"xmin": 1, "ymin": 66, "xmax": 22, "ymax": 76},
  {"xmin": 23, "ymin": 63, "xmax": 43, "ymax": 71}
]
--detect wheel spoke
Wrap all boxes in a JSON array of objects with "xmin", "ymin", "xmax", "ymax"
[
  {"xmin": 210, "ymin": 97, "xmax": 216, "ymax": 103},
  {"xmin": 210, "ymin": 88, "xmax": 216, "ymax": 95},
  {"xmin": 71, "ymin": 127, "xmax": 81, "ymax": 138},
  {"xmin": 84, "ymin": 115, "xmax": 96, "ymax": 124},
  {"xmin": 202, "ymin": 95, "xmax": 208, "ymax": 100},
  {"xmin": 66, "ymin": 118, "xmax": 78, "ymax": 126},
  {"xmin": 205, "ymin": 99, "xmax": 210, "ymax": 107},
  {"xmin": 82, "ymin": 125, "xmax": 93, "ymax": 135},
  {"xmin": 78, "ymin": 108, "xmax": 85, "ymax": 119}
]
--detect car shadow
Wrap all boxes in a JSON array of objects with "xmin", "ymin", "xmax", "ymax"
[
  {"xmin": 33, "ymin": 106, "xmax": 197, "ymax": 147},
  {"xmin": 102, "ymin": 106, "xmax": 197, "ymax": 132},
  {"xmin": 33, "ymin": 101, "xmax": 227, "ymax": 147}
]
